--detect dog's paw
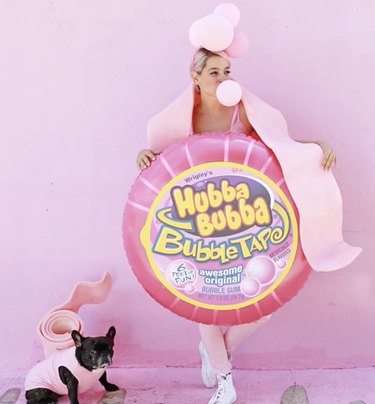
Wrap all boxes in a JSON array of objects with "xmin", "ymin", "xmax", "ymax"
[
  {"xmin": 98, "ymin": 388, "xmax": 126, "ymax": 404},
  {"xmin": 106, "ymin": 383, "xmax": 119, "ymax": 392}
]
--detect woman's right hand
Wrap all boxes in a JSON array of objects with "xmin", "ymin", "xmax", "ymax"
[{"xmin": 136, "ymin": 149, "xmax": 156, "ymax": 170}]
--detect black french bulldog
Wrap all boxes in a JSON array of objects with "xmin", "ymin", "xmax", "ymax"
[{"xmin": 25, "ymin": 326, "xmax": 118, "ymax": 404}]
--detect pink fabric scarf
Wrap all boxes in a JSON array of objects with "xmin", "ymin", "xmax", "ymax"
[
  {"xmin": 147, "ymin": 85, "xmax": 362, "ymax": 272},
  {"xmin": 38, "ymin": 272, "xmax": 112, "ymax": 358}
]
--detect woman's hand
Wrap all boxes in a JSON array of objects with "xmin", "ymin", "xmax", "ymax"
[
  {"xmin": 297, "ymin": 140, "xmax": 337, "ymax": 171},
  {"xmin": 317, "ymin": 141, "xmax": 337, "ymax": 171},
  {"xmin": 136, "ymin": 149, "xmax": 156, "ymax": 170}
]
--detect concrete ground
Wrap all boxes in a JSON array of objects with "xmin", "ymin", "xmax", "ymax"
[{"xmin": 1, "ymin": 367, "xmax": 373, "ymax": 404}]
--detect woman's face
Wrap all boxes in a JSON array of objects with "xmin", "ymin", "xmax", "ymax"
[{"xmin": 194, "ymin": 55, "xmax": 231, "ymax": 98}]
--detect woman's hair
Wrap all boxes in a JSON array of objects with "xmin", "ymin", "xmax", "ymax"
[{"xmin": 190, "ymin": 47, "xmax": 230, "ymax": 75}]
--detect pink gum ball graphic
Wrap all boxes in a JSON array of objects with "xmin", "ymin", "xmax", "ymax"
[
  {"xmin": 184, "ymin": 283, "xmax": 195, "ymax": 294},
  {"xmin": 246, "ymin": 256, "xmax": 276, "ymax": 284},
  {"xmin": 241, "ymin": 277, "xmax": 261, "ymax": 297}
]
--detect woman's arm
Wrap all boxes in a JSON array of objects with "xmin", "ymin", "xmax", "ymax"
[
  {"xmin": 239, "ymin": 102, "xmax": 254, "ymax": 134},
  {"xmin": 239, "ymin": 102, "xmax": 261, "ymax": 140}
]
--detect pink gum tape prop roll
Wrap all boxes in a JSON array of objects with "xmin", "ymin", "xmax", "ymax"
[
  {"xmin": 123, "ymin": 133, "xmax": 312, "ymax": 326},
  {"xmin": 37, "ymin": 272, "xmax": 112, "ymax": 358}
]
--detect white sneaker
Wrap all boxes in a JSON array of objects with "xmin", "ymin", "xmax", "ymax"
[
  {"xmin": 208, "ymin": 373, "xmax": 237, "ymax": 404},
  {"xmin": 199, "ymin": 341, "xmax": 216, "ymax": 388}
]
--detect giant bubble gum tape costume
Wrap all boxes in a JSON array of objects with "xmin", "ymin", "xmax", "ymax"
[
  {"xmin": 37, "ymin": 272, "xmax": 112, "ymax": 358},
  {"xmin": 147, "ymin": 85, "xmax": 362, "ymax": 272}
]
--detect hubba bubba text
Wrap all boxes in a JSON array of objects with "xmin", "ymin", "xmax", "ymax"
[{"xmin": 152, "ymin": 179, "xmax": 290, "ymax": 264}]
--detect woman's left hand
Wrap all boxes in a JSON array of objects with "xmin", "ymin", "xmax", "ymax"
[{"xmin": 318, "ymin": 141, "xmax": 337, "ymax": 171}]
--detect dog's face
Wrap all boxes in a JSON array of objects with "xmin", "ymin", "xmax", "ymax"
[{"xmin": 71, "ymin": 326, "xmax": 116, "ymax": 371}]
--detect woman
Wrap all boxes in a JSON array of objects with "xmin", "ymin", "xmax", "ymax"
[{"xmin": 136, "ymin": 48, "xmax": 337, "ymax": 404}]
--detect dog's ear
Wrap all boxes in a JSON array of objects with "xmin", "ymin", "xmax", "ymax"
[
  {"xmin": 106, "ymin": 326, "xmax": 116, "ymax": 339},
  {"xmin": 71, "ymin": 330, "xmax": 85, "ymax": 347}
]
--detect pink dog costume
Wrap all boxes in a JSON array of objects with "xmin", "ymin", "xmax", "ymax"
[
  {"xmin": 25, "ymin": 273, "xmax": 113, "ymax": 395},
  {"xmin": 24, "ymin": 346, "xmax": 105, "ymax": 395}
]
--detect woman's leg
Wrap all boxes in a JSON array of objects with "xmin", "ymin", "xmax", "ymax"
[
  {"xmin": 199, "ymin": 325, "xmax": 237, "ymax": 404},
  {"xmin": 199, "ymin": 315, "xmax": 272, "ymax": 375},
  {"xmin": 200, "ymin": 316, "xmax": 272, "ymax": 403},
  {"xmin": 199, "ymin": 324, "xmax": 232, "ymax": 375},
  {"xmin": 224, "ymin": 315, "xmax": 272, "ymax": 357}
]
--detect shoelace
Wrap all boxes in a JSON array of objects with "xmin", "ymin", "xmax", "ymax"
[{"xmin": 212, "ymin": 377, "xmax": 227, "ymax": 403}]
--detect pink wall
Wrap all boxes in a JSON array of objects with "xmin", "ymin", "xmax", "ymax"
[{"xmin": 1, "ymin": 1, "xmax": 374, "ymax": 377}]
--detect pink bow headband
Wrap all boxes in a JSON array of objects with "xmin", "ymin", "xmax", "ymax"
[{"xmin": 189, "ymin": 3, "xmax": 249, "ymax": 58}]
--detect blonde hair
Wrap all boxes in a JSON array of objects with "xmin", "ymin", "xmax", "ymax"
[
  {"xmin": 190, "ymin": 48, "xmax": 230, "ymax": 94},
  {"xmin": 190, "ymin": 47, "xmax": 230, "ymax": 74}
]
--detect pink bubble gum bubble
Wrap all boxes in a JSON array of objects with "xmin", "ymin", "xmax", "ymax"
[
  {"xmin": 241, "ymin": 277, "xmax": 261, "ymax": 297},
  {"xmin": 247, "ymin": 256, "xmax": 276, "ymax": 284},
  {"xmin": 198, "ymin": 14, "xmax": 234, "ymax": 52},
  {"xmin": 225, "ymin": 30, "xmax": 249, "ymax": 58},
  {"xmin": 214, "ymin": 3, "xmax": 241, "ymax": 27},
  {"xmin": 216, "ymin": 80, "xmax": 242, "ymax": 107}
]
